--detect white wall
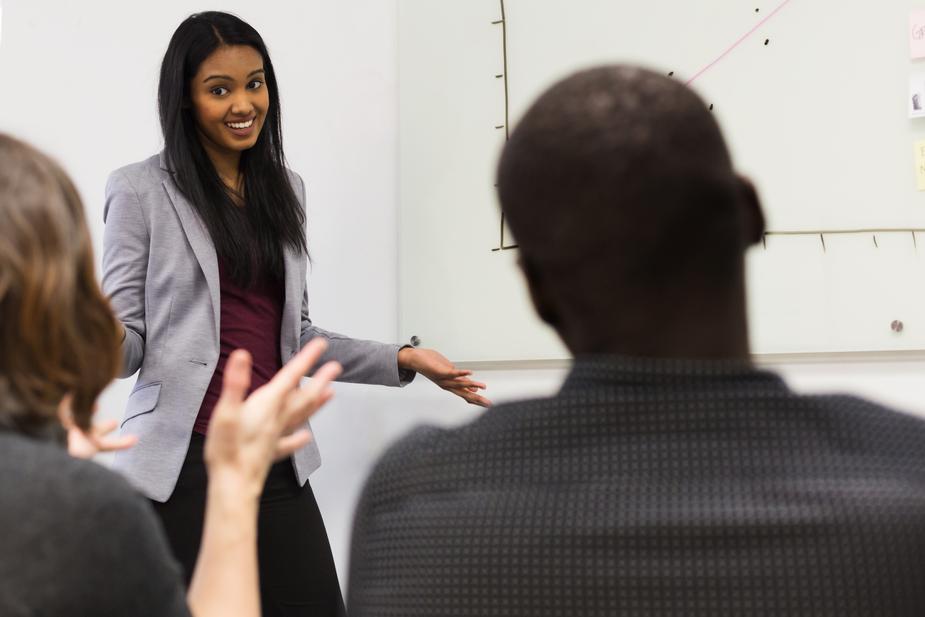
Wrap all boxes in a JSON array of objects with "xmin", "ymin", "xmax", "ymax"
[{"xmin": 5, "ymin": 0, "xmax": 925, "ymax": 595}]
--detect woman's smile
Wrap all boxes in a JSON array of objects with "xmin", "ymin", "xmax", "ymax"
[{"xmin": 225, "ymin": 116, "xmax": 257, "ymax": 137}]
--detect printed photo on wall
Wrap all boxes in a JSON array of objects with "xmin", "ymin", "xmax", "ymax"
[{"xmin": 910, "ymin": 73, "xmax": 925, "ymax": 118}]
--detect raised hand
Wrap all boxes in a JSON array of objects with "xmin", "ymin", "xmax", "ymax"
[{"xmin": 205, "ymin": 338, "xmax": 342, "ymax": 494}]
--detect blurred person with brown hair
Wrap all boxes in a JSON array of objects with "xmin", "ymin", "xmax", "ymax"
[{"xmin": 0, "ymin": 132, "xmax": 341, "ymax": 617}]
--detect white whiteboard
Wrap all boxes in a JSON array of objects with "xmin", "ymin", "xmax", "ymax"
[{"xmin": 399, "ymin": 0, "xmax": 925, "ymax": 362}]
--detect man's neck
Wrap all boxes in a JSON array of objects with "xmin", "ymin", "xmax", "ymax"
[{"xmin": 562, "ymin": 296, "xmax": 751, "ymax": 361}]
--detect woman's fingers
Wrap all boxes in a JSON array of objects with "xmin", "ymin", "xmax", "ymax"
[
  {"xmin": 426, "ymin": 367, "xmax": 472, "ymax": 379},
  {"xmin": 440, "ymin": 369, "xmax": 472, "ymax": 379},
  {"xmin": 436, "ymin": 373, "xmax": 491, "ymax": 406},
  {"xmin": 464, "ymin": 392, "xmax": 492, "ymax": 407},
  {"xmin": 449, "ymin": 377, "xmax": 487, "ymax": 390},
  {"xmin": 438, "ymin": 377, "xmax": 486, "ymax": 392},
  {"xmin": 447, "ymin": 385, "xmax": 492, "ymax": 407}
]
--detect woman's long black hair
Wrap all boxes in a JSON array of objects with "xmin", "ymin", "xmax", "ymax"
[{"xmin": 159, "ymin": 11, "xmax": 306, "ymax": 287}]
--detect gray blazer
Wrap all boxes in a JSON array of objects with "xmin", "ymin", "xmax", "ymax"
[{"xmin": 102, "ymin": 152, "xmax": 406, "ymax": 502}]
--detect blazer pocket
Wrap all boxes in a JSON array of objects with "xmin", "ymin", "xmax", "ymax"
[{"xmin": 121, "ymin": 382, "xmax": 162, "ymax": 427}]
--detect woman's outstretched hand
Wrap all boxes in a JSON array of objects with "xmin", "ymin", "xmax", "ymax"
[
  {"xmin": 398, "ymin": 347, "xmax": 491, "ymax": 407},
  {"xmin": 205, "ymin": 338, "xmax": 342, "ymax": 495}
]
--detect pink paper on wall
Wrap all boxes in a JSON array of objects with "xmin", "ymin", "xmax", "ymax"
[{"xmin": 911, "ymin": 10, "xmax": 925, "ymax": 58}]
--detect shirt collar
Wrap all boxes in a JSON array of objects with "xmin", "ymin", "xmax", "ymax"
[{"xmin": 560, "ymin": 353, "xmax": 787, "ymax": 394}]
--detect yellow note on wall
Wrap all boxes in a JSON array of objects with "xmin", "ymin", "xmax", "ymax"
[{"xmin": 916, "ymin": 140, "xmax": 925, "ymax": 191}]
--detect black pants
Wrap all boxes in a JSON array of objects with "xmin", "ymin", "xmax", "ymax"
[{"xmin": 151, "ymin": 432, "xmax": 346, "ymax": 617}]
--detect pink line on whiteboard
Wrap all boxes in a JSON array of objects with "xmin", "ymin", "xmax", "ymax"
[{"xmin": 685, "ymin": 0, "xmax": 795, "ymax": 86}]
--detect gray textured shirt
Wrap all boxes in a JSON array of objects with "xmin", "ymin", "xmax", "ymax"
[
  {"xmin": 0, "ymin": 431, "xmax": 190, "ymax": 617},
  {"xmin": 349, "ymin": 356, "xmax": 925, "ymax": 616}
]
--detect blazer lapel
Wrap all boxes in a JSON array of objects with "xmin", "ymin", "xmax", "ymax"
[{"xmin": 159, "ymin": 152, "xmax": 221, "ymax": 344}]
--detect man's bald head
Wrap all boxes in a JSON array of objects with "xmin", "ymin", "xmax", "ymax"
[{"xmin": 497, "ymin": 66, "xmax": 763, "ymax": 356}]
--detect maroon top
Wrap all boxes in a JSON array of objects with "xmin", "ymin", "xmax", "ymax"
[{"xmin": 193, "ymin": 258, "xmax": 285, "ymax": 435}]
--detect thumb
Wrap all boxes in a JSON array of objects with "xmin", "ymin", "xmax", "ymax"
[
  {"xmin": 56, "ymin": 394, "xmax": 76, "ymax": 430},
  {"xmin": 216, "ymin": 350, "xmax": 253, "ymax": 410}
]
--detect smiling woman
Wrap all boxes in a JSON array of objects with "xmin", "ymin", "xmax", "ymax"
[
  {"xmin": 157, "ymin": 13, "xmax": 304, "ymax": 288},
  {"xmin": 100, "ymin": 10, "xmax": 489, "ymax": 617},
  {"xmin": 195, "ymin": 54, "xmax": 266, "ymax": 156}
]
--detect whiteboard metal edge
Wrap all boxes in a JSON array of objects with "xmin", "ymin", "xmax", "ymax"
[{"xmin": 455, "ymin": 349, "xmax": 925, "ymax": 371}]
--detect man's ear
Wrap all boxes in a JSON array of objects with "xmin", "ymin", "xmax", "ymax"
[
  {"xmin": 519, "ymin": 254, "xmax": 561, "ymax": 328},
  {"xmin": 736, "ymin": 175, "xmax": 766, "ymax": 247}
]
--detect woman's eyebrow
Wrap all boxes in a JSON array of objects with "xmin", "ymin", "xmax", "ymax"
[{"xmin": 203, "ymin": 68, "xmax": 266, "ymax": 83}]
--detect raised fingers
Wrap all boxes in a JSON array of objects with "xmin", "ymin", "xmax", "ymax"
[
  {"xmin": 265, "ymin": 338, "xmax": 329, "ymax": 397},
  {"xmin": 217, "ymin": 349, "xmax": 253, "ymax": 408},
  {"xmin": 280, "ymin": 361, "xmax": 342, "ymax": 431},
  {"xmin": 274, "ymin": 429, "xmax": 314, "ymax": 460}
]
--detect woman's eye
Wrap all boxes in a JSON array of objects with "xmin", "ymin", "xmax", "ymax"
[
  {"xmin": 210, "ymin": 86, "xmax": 229, "ymax": 96},
  {"xmin": 248, "ymin": 80, "xmax": 264, "ymax": 90}
]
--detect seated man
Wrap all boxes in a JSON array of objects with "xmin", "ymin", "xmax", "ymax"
[{"xmin": 347, "ymin": 66, "xmax": 925, "ymax": 616}]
